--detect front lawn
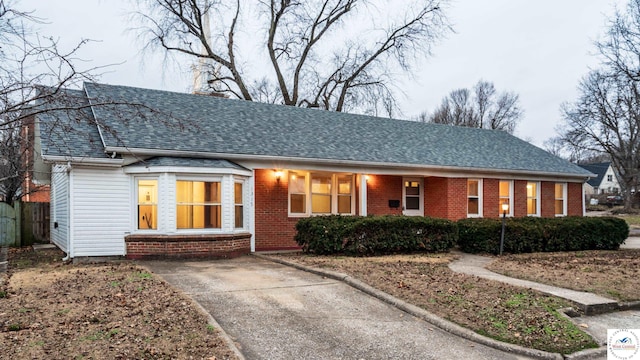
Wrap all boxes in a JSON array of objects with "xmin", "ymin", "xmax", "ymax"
[{"xmin": 273, "ymin": 253, "xmax": 598, "ymax": 354}]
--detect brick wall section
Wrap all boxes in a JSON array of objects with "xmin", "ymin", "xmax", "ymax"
[
  {"xmin": 424, "ymin": 177, "xmax": 467, "ymax": 220},
  {"xmin": 540, "ymin": 181, "xmax": 556, "ymax": 217},
  {"xmin": 568, "ymin": 182, "xmax": 584, "ymax": 216},
  {"xmin": 367, "ymin": 175, "xmax": 403, "ymax": 216},
  {"xmin": 21, "ymin": 114, "xmax": 51, "ymax": 203},
  {"xmin": 254, "ymin": 169, "xmax": 299, "ymax": 251},
  {"xmin": 425, "ymin": 177, "xmax": 447, "ymax": 218},
  {"xmin": 483, "ymin": 178, "xmax": 499, "ymax": 218},
  {"xmin": 513, "ymin": 180, "xmax": 528, "ymax": 217},
  {"xmin": 253, "ymin": 170, "xmax": 587, "ymax": 251},
  {"xmin": 125, "ymin": 233, "xmax": 251, "ymax": 259}
]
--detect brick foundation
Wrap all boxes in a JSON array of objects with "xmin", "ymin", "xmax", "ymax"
[{"xmin": 125, "ymin": 233, "xmax": 251, "ymax": 260}]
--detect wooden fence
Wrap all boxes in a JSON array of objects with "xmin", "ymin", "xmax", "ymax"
[
  {"xmin": 0, "ymin": 202, "xmax": 16, "ymax": 246},
  {"xmin": 0, "ymin": 201, "xmax": 50, "ymax": 247},
  {"xmin": 21, "ymin": 202, "xmax": 50, "ymax": 245}
]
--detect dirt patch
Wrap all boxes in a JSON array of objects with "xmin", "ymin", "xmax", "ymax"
[
  {"xmin": 0, "ymin": 247, "xmax": 239, "ymax": 360},
  {"xmin": 487, "ymin": 250, "xmax": 640, "ymax": 302},
  {"xmin": 272, "ymin": 252, "xmax": 597, "ymax": 355}
]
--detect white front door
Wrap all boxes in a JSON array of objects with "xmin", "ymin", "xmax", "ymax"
[{"xmin": 402, "ymin": 177, "xmax": 424, "ymax": 216}]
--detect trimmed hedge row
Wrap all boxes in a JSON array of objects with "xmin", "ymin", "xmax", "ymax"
[
  {"xmin": 457, "ymin": 216, "xmax": 629, "ymax": 254},
  {"xmin": 294, "ymin": 215, "xmax": 457, "ymax": 255},
  {"xmin": 295, "ymin": 215, "xmax": 629, "ymax": 255}
]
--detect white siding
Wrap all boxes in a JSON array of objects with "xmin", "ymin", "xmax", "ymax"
[
  {"xmin": 71, "ymin": 167, "xmax": 130, "ymax": 257},
  {"xmin": 50, "ymin": 164, "xmax": 69, "ymax": 253}
]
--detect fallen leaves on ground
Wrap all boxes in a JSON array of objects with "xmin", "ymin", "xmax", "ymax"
[
  {"xmin": 487, "ymin": 250, "xmax": 640, "ymax": 302},
  {"xmin": 0, "ymin": 248, "xmax": 239, "ymax": 360},
  {"xmin": 273, "ymin": 252, "xmax": 598, "ymax": 354}
]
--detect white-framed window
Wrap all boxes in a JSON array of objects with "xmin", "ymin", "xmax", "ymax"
[
  {"xmin": 467, "ymin": 179, "xmax": 482, "ymax": 217},
  {"xmin": 526, "ymin": 181, "xmax": 540, "ymax": 216},
  {"xmin": 176, "ymin": 180, "xmax": 222, "ymax": 229},
  {"xmin": 234, "ymin": 181, "xmax": 244, "ymax": 228},
  {"xmin": 137, "ymin": 178, "xmax": 158, "ymax": 230},
  {"xmin": 607, "ymin": 174, "xmax": 613, "ymax": 182},
  {"xmin": 403, "ymin": 177, "xmax": 424, "ymax": 216},
  {"xmin": 289, "ymin": 172, "xmax": 307, "ymax": 215},
  {"xmin": 337, "ymin": 174, "xmax": 353, "ymax": 214},
  {"xmin": 288, "ymin": 171, "xmax": 354, "ymax": 216},
  {"xmin": 555, "ymin": 182, "xmax": 567, "ymax": 217},
  {"xmin": 498, "ymin": 180, "xmax": 513, "ymax": 216}
]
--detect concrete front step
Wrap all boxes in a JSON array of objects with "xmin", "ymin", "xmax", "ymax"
[{"xmin": 448, "ymin": 253, "xmax": 619, "ymax": 315}]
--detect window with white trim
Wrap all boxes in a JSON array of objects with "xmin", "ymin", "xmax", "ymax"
[
  {"xmin": 289, "ymin": 172, "xmax": 307, "ymax": 214},
  {"xmin": 311, "ymin": 174, "xmax": 332, "ymax": 214},
  {"xmin": 234, "ymin": 181, "xmax": 244, "ymax": 228},
  {"xmin": 337, "ymin": 174, "xmax": 352, "ymax": 214},
  {"xmin": 467, "ymin": 179, "xmax": 482, "ymax": 217},
  {"xmin": 288, "ymin": 172, "xmax": 354, "ymax": 216},
  {"xmin": 498, "ymin": 180, "xmax": 512, "ymax": 216},
  {"xmin": 555, "ymin": 183, "xmax": 567, "ymax": 216},
  {"xmin": 526, "ymin": 182, "xmax": 540, "ymax": 216},
  {"xmin": 176, "ymin": 180, "xmax": 222, "ymax": 229},
  {"xmin": 137, "ymin": 179, "xmax": 158, "ymax": 230}
]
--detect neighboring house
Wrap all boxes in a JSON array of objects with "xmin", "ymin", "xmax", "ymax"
[
  {"xmin": 578, "ymin": 162, "xmax": 620, "ymax": 195},
  {"xmin": 34, "ymin": 82, "xmax": 593, "ymax": 260}
]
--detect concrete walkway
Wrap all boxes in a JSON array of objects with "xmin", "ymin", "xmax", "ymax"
[
  {"xmin": 448, "ymin": 253, "xmax": 619, "ymax": 315},
  {"xmin": 144, "ymin": 257, "xmax": 544, "ymax": 360}
]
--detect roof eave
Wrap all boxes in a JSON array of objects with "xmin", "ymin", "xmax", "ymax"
[
  {"xmin": 42, "ymin": 154, "xmax": 124, "ymax": 167},
  {"xmin": 104, "ymin": 146, "xmax": 593, "ymax": 181}
]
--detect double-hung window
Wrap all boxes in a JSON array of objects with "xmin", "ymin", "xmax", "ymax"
[
  {"xmin": 498, "ymin": 180, "xmax": 512, "ymax": 216},
  {"xmin": 555, "ymin": 183, "xmax": 567, "ymax": 216},
  {"xmin": 137, "ymin": 179, "xmax": 158, "ymax": 230},
  {"xmin": 526, "ymin": 181, "xmax": 540, "ymax": 216},
  {"xmin": 288, "ymin": 172, "xmax": 354, "ymax": 216},
  {"xmin": 176, "ymin": 180, "xmax": 222, "ymax": 229},
  {"xmin": 311, "ymin": 174, "xmax": 332, "ymax": 214},
  {"xmin": 235, "ymin": 181, "xmax": 244, "ymax": 228},
  {"xmin": 467, "ymin": 179, "xmax": 482, "ymax": 217}
]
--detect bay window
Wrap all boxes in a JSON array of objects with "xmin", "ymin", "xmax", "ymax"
[
  {"xmin": 137, "ymin": 179, "xmax": 158, "ymax": 230},
  {"xmin": 235, "ymin": 181, "xmax": 244, "ymax": 228},
  {"xmin": 176, "ymin": 180, "xmax": 222, "ymax": 229}
]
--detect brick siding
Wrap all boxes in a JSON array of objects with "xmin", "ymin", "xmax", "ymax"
[{"xmin": 125, "ymin": 233, "xmax": 251, "ymax": 260}]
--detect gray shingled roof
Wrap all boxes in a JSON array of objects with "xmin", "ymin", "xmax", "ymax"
[
  {"xmin": 37, "ymin": 88, "xmax": 109, "ymax": 159},
  {"xmin": 40, "ymin": 82, "xmax": 592, "ymax": 177},
  {"xmin": 126, "ymin": 157, "xmax": 247, "ymax": 170}
]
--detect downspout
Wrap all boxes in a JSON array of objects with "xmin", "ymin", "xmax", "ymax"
[{"xmin": 582, "ymin": 182, "xmax": 587, "ymax": 216}]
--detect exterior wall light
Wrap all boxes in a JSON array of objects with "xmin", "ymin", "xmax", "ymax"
[{"xmin": 274, "ymin": 170, "xmax": 283, "ymax": 182}]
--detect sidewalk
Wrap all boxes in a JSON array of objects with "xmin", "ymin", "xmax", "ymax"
[
  {"xmin": 448, "ymin": 251, "xmax": 640, "ymax": 348},
  {"xmin": 448, "ymin": 253, "xmax": 619, "ymax": 315}
]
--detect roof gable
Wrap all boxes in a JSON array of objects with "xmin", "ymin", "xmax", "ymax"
[{"xmin": 579, "ymin": 162, "xmax": 611, "ymax": 187}]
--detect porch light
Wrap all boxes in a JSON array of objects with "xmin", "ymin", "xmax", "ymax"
[{"xmin": 274, "ymin": 170, "xmax": 283, "ymax": 181}]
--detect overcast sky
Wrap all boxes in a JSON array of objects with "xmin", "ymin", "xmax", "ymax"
[{"xmin": 20, "ymin": 0, "xmax": 625, "ymax": 147}]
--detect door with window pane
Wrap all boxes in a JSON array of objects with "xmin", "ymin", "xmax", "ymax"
[{"xmin": 403, "ymin": 178, "xmax": 423, "ymax": 216}]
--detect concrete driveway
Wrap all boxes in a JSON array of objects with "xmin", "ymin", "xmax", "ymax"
[{"xmin": 144, "ymin": 256, "xmax": 533, "ymax": 360}]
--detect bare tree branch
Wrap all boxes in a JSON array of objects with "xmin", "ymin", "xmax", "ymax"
[{"xmin": 133, "ymin": 0, "xmax": 451, "ymax": 115}]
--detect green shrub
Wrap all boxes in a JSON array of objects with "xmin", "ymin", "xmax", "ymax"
[
  {"xmin": 295, "ymin": 215, "xmax": 457, "ymax": 255},
  {"xmin": 457, "ymin": 216, "xmax": 628, "ymax": 255}
]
